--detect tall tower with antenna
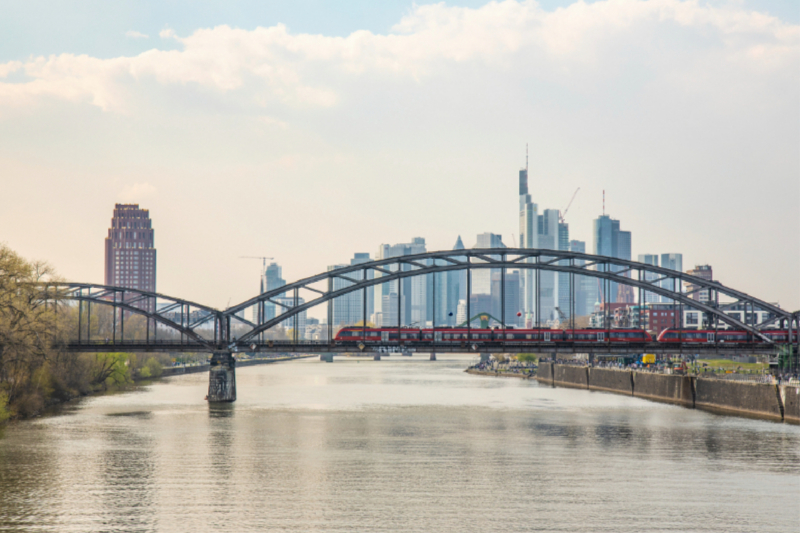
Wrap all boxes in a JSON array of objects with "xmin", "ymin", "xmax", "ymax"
[{"xmin": 518, "ymin": 144, "xmax": 538, "ymax": 326}]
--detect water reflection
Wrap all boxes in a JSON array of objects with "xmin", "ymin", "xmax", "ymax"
[{"xmin": 0, "ymin": 356, "xmax": 797, "ymax": 533}]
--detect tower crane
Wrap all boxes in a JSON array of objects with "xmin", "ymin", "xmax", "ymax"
[
  {"xmin": 559, "ymin": 187, "xmax": 580, "ymax": 223},
  {"xmin": 240, "ymin": 256, "xmax": 274, "ymax": 293}
]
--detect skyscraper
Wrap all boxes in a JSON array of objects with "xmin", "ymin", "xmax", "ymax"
[
  {"xmin": 472, "ymin": 232, "xmax": 505, "ymax": 296},
  {"xmin": 686, "ymin": 265, "xmax": 713, "ymax": 302},
  {"xmin": 444, "ymin": 236, "xmax": 466, "ymax": 326},
  {"xmin": 328, "ymin": 253, "xmax": 374, "ymax": 328},
  {"xmin": 557, "ymin": 220, "xmax": 571, "ymax": 317},
  {"xmin": 104, "ymin": 204, "xmax": 156, "ymax": 312},
  {"xmin": 518, "ymin": 151, "xmax": 538, "ymax": 325},
  {"xmin": 637, "ymin": 254, "xmax": 660, "ymax": 303},
  {"xmin": 593, "ymin": 213, "xmax": 632, "ymax": 303},
  {"xmin": 659, "ymin": 253, "xmax": 683, "ymax": 302},
  {"xmin": 537, "ymin": 208, "xmax": 559, "ymax": 322},
  {"xmin": 491, "ymin": 270, "xmax": 521, "ymax": 326},
  {"xmin": 569, "ymin": 240, "xmax": 596, "ymax": 317},
  {"xmin": 262, "ymin": 262, "xmax": 286, "ymax": 321},
  {"xmin": 374, "ymin": 237, "xmax": 427, "ymax": 326}
]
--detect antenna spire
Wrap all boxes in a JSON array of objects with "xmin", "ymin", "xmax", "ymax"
[
  {"xmin": 603, "ymin": 190, "xmax": 605, "ymax": 216},
  {"xmin": 525, "ymin": 143, "xmax": 528, "ymax": 173}
]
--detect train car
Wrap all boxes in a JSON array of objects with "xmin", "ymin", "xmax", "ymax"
[
  {"xmin": 657, "ymin": 329, "xmax": 790, "ymax": 343},
  {"xmin": 334, "ymin": 327, "xmax": 422, "ymax": 343},
  {"xmin": 335, "ymin": 326, "xmax": 653, "ymax": 344}
]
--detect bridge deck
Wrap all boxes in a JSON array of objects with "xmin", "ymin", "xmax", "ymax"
[{"xmin": 64, "ymin": 340, "xmax": 782, "ymax": 355}]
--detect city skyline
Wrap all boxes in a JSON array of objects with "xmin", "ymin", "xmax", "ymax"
[{"xmin": 1, "ymin": 0, "xmax": 796, "ymax": 314}]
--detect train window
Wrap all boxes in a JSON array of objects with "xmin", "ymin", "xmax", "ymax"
[
  {"xmin": 526, "ymin": 334, "xmax": 532, "ymax": 340},
  {"xmin": 506, "ymin": 334, "xmax": 514, "ymax": 340}
]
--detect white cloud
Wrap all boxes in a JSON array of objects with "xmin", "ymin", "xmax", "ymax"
[
  {"xmin": 118, "ymin": 182, "xmax": 157, "ymax": 202},
  {"xmin": 125, "ymin": 30, "xmax": 149, "ymax": 39},
  {"xmin": 0, "ymin": 0, "xmax": 794, "ymax": 113}
]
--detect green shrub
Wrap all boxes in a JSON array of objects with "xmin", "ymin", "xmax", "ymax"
[{"xmin": 0, "ymin": 391, "xmax": 10, "ymax": 425}]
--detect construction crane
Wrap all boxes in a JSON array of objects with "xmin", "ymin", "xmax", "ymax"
[
  {"xmin": 240, "ymin": 256, "xmax": 274, "ymax": 293},
  {"xmin": 559, "ymin": 187, "xmax": 580, "ymax": 223},
  {"xmin": 240, "ymin": 256, "xmax": 274, "ymax": 271}
]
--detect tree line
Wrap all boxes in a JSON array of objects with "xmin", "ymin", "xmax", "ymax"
[{"xmin": 0, "ymin": 244, "xmax": 173, "ymax": 423}]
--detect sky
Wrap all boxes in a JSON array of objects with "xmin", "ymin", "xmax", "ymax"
[{"xmin": 1, "ymin": 0, "xmax": 798, "ymax": 317}]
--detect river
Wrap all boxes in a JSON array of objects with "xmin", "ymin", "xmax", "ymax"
[{"xmin": 0, "ymin": 355, "xmax": 798, "ymax": 532}]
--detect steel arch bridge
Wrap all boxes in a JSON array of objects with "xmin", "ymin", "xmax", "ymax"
[{"xmin": 55, "ymin": 248, "xmax": 799, "ymax": 357}]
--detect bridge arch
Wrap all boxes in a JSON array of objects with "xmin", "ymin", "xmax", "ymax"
[
  {"xmin": 225, "ymin": 248, "xmax": 795, "ymax": 348},
  {"xmin": 53, "ymin": 283, "xmax": 221, "ymax": 349}
]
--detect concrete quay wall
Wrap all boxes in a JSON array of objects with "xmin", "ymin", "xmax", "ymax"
[
  {"xmin": 553, "ymin": 365, "xmax": 589, "ymax": 389},
  {"xmin": 781, "ymin": 386, "xmax": 800, "ymax": 424},
  {"xmin": 587, "ymin": 368, "xmax": 633, "ymax": 395},
  {"xmin": 633, "ymin": 372, "xmax": 694, "ymax": 408},
  {"xmin": 535, "ymin": 363, "xmax": 798, "ymax": 424},
  {"xmin": 694, "ymin": 379, "xmax": 783, "ymax": 422},
  {"xmin": 537, "ymin": 362, "xmax": 553, "ymax": 382}
]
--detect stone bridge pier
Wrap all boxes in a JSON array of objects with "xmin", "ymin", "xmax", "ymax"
[{"xmin": 208, "ymin": 352, "xmax": 236, "ymax": 402}]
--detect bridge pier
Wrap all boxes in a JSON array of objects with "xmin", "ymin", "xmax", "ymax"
[
  {"xmin": 208, "ymin": 352, "xmax": 236, "ymax": 402},
  {"xmin": 373, "ymin": 354, "xmax": 381, "ymax": 361},
  {"xmin": 430, "ymin": 353, "xmax": 437, "ymax": 361},
  {"xmin": 320, "ymin": 354, "xmax": 334, "ymax": 362}
]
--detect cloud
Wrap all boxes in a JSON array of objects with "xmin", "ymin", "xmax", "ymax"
[
  {"xmin": 118, "ymin": 182, "xmax": 157, "ymax": 202},
  {"xmin": 0, "ymin": 0, "xmax": 795, "ymax": 114},
  {"xmin": 125, "ymin": 30, "xmax": 149, "ymax": 39}
]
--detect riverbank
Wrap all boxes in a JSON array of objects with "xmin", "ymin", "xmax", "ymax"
[
  {"xmin": 465, "ymin": 368, "xmax": 535, "ymax": 380},
  {"xmin": 160, "ymin": 354, "xmax": 315, "ymax": 377},
  {"xmin": 535, "ymin": 362, "xmax": 799, "ymax": 424}
]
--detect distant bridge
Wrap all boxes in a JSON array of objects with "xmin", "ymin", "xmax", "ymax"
[{"xmin": 49, "ymin": 248, "xmax": 799, "ymax": 401}]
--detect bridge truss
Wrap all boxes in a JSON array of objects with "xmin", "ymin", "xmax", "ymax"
[{"xmin": 54, "ymin": 249, "xmax": 798, "ymax": 357}]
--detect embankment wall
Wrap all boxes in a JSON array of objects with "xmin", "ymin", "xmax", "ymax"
[
  {"xmin": 633, "ymin": 372, "xmax": 694, "ymax": 408},
  {"xmin": 781, "ymin": 386, "xmax": 800, "ymax": 424},
  {"xmin": 587, "ymin": 368, "xmax": 632, "ymax": 395},
  {"xmin": 694, "ymin": 379, "xmax": 783, "ymax": 422},
  {"xmin": 534, "ymin": 363, "xmax": 797, "ymax": 424},
  {"xmin": 553, "ymin": 365, "xmax": 589, "ymax": 389}
]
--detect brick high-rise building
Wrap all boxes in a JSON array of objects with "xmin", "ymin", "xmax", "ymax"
[
  {"xmin": 685, "ymin": 264, "xmax": 713, "ymax": 303},
  {"xmin": 104, "ymin": 204, "xmax": 156, "ymax": 311}
]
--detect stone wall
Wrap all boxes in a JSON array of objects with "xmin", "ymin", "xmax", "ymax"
[
  {"xmin": 695, "ymin": 379, "xmax": 783, "ymax": 422},
  {"xmin": 587, "ymin": 368, "xmax": 633, "ymax": 395},
  {"xmin": 553, "ymin": 365, "xmax": 589, "ymax": 389},
  {"xmin": 633, "ymin": 372, "xmax": 694, "ymax": 408},
  {"xmin": 781, "ymin": 386, "xmax": 800, "ymax": 424},
  {"xmin": 534, "ymin": 363, "xmax": 798, "ymax": 424},
  {"xmin": 537, "ymin": 362, "xmax": 553, "ymax": 383}
]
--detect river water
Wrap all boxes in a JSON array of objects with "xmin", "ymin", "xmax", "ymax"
[{"xmin": 0, "ymin": 355, "xmax": 798, "ymax": 533}]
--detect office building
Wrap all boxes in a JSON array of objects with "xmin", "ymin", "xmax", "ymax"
[
  {"xmin": 570, "ymin": 240, "xmax": 596, "ymax": 317},
  {"xmin": 472, "ymin": 232, "xmax": 505, "ymax": 296},
  {"xmin": 686, "ymin": 265, "xmax": 713, "ymax": 303},
  {"xmin": 659, "ymin": 253, "xmax": 683, "ymax": 302},
  {"xmin": 374, "ymin": 238, "xmax": 427, "ymax": 327},
  {"xmin": 536, "ymin": 208, "xmax": 559, "ymax": 322},
  {"xmin": 638, "ymin": 254, "xmax": 660, "ymax": 303},
  {"xmin": 444, "ymin": 236, "xmax": 466, "ymax": 326},
  {"xmin": 490, "ymin": 270, "xmax": 521, "ymax": 326},
  {"xmin": 272, "ymin": 296, "xmax": 307, "ymax": 337},
  {"xmin": 262, "ymin": 262, "xmax": 286, "ymax": 321},
  {"xmin": 593, "ymin": 213, "xmax": 632, "ymax": 304},
  {"xmin": 104, "ymin": 204, "xmax": 156, "ymax": 312},
  {"xmin": 328, "ymin": 253, "xmax": 374, "ymax": 328},
  {"xmin": 519, "ymin": 158, "xmax": 539, "ymax": 326},
  {"xmin": 557, "ymin": 220, "xmax": 571, "ymax": 317}
]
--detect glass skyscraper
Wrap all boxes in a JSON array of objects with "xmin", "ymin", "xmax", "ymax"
[{"xmin": 593, "ymin": 214, "xmax": 632, "ymax": 303}]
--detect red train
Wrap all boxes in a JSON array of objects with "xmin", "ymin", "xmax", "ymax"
[
  {"xmin": 657, "ymin": 329, "xmax": 792, "ymax": 344},
  {"xmin": 334, "ymin": 326, "xmax": 653, "ymax": 344}
]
